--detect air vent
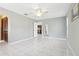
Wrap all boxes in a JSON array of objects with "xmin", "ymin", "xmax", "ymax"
[{"xmin": 24, "ymin": 13, "xmax": 28, "ymax": 16}]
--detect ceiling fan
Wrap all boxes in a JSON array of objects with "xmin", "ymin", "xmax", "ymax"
[
  {"xmin": 24, "ymin": 6, "xmax": 48, "ymax": 17},
  {"xmin": 34, "ymin": 7, "xmax": 48, "ymax": 17}
]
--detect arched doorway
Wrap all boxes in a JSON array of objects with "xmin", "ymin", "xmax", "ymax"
[{"xmin": 1, "ymin": 16, "xmax": 8, "ymax": 42}]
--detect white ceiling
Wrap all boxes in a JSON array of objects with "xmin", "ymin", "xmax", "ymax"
[{"xmin": 0, "ymin": 3, "xmax": 71, "ymax": 20}]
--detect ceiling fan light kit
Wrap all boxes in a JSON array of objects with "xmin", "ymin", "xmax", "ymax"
[{"xmin": 34, "ymin": 6, "xmax": 48, "ymax": 17}]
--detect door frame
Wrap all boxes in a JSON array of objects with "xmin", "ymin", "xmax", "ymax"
[{"xmin": 1, "ymin": 16, "xmax": 8, "ymax": 42}]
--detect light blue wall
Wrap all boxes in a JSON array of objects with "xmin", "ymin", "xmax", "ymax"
[
  {"xmin": 39, "ymin": 17, "xmax": 66, "ymax": 38},
  {"xmin": 0, "ymin": 7, "xmax": 35, "ymax": 43}
]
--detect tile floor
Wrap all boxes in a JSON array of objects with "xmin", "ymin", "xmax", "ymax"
[{"xmin": 0, "ymin": 37, "xmax": 67, "ymax": 56}]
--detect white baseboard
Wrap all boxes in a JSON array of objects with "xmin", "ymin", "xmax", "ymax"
[
  {"xmin": 67, "ymin": 42, "xmax": 76, "ymax": 56},
  {"xmin": 9, "ymin": 37, "xmax": 34, "ymax": 45},
  {"xmin": 9, "ymin": 36, "xmax": 66, "ymax": 45},
  {"xmin": 46, "ymin": 36, "xmax": 66, "ymax": 40}
]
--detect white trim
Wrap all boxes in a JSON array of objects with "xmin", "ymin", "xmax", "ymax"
[
  {"xmin": 67, "ymin": 42, "xmax": 76, "ymax": 56},
  {"xmin": 46, "ymin": 36, "xmax": 66, "ymax": 40},
  {"xmin": 9, "ymin": 36, "xmax": 66, "ymax": 45},
  {"xmin": 9, "ymin": 37, "xmax": 34, "ymax": 45}
]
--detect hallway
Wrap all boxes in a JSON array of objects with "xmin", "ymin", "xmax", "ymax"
[{"xmin": 0, "ymin": 37, "xmax": 66, "ymax": 56}]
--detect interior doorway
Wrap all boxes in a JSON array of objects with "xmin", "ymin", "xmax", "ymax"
[
  {"xmin": 1, "ymin": 16, "xmax": 8, "ymax": 42},
  {"xmin": 34, "ymin": 22, "xmax": 48, "ymax": 37},
  {"xmin": 37, "ymin": 25, "xmax": 42, "ymax": 34},
  {"xmin": 34, "ymin": 22, "xmax": 43, "ymax": 37}
]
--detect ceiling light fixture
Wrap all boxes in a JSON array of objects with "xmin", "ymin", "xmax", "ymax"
[
  {"xmin": 36, "ymin": 7, "xmax": 43, "ymax": 16},
  {"xmin": 35, "ymin": 7, "xmax": 48, "ymax": 17}
]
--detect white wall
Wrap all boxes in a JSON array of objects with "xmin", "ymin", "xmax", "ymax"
[
  {"xmin": 67, "ymin": 3, "xmax": 79, "ymax": 55},
  {"xmin": 38, "ymin": 17, "xmax": 66, "ymax": 38},
  {"xmin": 71, "ymin": 18, "xmax": 79, "ymax": 55},
  {"xmin": 0, "ymin": 7, "xmax": 35, "ymax": 43}
]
